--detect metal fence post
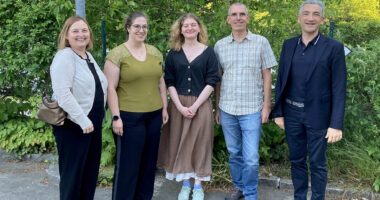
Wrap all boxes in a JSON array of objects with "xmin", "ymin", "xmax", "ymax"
[
  {"xmin": 329, "ymin": 21, "xmax": 335, "ymax": 38},
  {"xmin": 101, "ymin": 20, "xmax": 107, "ymax": 65}
]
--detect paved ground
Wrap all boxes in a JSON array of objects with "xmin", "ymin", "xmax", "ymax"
[{"xmin": 0, "ymin": 150, "xmax": 378, "ymax": 200}]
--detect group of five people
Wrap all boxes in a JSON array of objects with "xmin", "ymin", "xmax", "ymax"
[{"xmin": 50, "ymin": 0, "xmax": 346, "ymax": 200}]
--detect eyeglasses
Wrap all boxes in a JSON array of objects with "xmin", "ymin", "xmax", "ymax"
[
  {"xmin": 131, "ymin": 24, "xmax": 148, "ymax": 30},
  {"xmin": 229, "ymin": 12, "xmax": 247, "ymax": 18}
]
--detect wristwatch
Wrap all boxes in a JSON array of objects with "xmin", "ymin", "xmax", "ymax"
[{"xmin": 112, "ymin": 115, "xmax": 120, "ymax": 121}]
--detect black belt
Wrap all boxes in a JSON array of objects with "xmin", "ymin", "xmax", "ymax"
[{"xmin": 285, "ymin": 98, "xmax": 304, "ymax": 108}]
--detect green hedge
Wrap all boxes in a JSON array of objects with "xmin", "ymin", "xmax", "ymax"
[{"xmin": 0, "ymin": 0, "xmax": 379, "ymax": 191}]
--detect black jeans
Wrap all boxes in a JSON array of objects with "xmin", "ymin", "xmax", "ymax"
[
  {"xmin": 284, "ymin": 103, "xmax": 327, "ymax": 200},
  {"xmin": 112, "ymin": 109, "xmax": 162, "ymax": 200}
]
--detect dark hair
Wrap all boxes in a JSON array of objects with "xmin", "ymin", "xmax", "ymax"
[{"xmin": 124, "ymin": 12, "xmax": 148, "ymax": 31}]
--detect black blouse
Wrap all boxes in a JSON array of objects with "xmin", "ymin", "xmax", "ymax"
[{"xmin": 164, "ymin": 47, "xmax": 220, "ymax": 97}]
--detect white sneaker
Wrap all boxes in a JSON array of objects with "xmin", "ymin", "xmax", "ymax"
[
  {"xmin": 192, "ymin": 188, "xmax": 204, "ymax": 200},
  {"xmin": 178, "ymin": 186, "xmax": 191, "ymax": 200}
]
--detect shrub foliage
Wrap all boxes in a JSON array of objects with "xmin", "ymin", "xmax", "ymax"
[{"xmin": 0, "ymin": 0, "xmax": 379, "ymax": 191}]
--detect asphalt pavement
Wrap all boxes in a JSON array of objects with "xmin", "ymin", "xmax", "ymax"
[{"xmin": 0, "ymin": 150, "xmax": 378, "ymax": 200}]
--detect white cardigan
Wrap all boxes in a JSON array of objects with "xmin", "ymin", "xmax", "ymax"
[{"xmin": 50, "ymin": 48, "xmax": 108, "ymax": 129}]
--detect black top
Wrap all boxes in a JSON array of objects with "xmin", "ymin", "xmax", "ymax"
[
  {"xmin": 286, "ymin": 34, "xmax": 321, "ymax": 102},
  {"xmin": 164, "ymin": 47, "xmax": 220, "ymax": 96},
  {"xmin": 71, "ymin": 49, "xmax": 104, "ymax": 106},
  {"xmin": 86, "ymin": 61, "xmax": 104, "ymax": 106}
]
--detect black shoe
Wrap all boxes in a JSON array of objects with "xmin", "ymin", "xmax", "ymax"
[{"xmin": 225, "ymin": 188, "xmax": 244, "ymax": 200}]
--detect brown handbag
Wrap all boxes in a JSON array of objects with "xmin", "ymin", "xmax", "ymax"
[{"xmin": 37, "ymin": 95, "xmax": 66, "ymax": 126}]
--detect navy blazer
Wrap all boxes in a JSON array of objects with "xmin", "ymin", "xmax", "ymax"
[{"xmin": 271, "ymin": 34, "xmax": 347, "ymax": 130}]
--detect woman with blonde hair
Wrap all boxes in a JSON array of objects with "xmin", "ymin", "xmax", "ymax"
[
  {"xmin": 157, "ymin": 13, "xmax": 219, "ymax": 200},
  {"xmin": 50, "ymin": 16, "xmax": 108, "ymax": 200}
]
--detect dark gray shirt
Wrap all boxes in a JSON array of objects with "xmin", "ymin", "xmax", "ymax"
[{"xmin": 286, "ymin": 34, "xmax": 321, "ymax": 102}]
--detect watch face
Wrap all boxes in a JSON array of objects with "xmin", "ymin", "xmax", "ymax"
[{"xmin": 112, "ymin": 115, "xmax": 119, "ymax": 121}]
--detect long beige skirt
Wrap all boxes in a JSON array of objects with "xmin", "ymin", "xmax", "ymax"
[{"xmin": 157, "ymin": 95, "xmax": 214, "ymax": 181}]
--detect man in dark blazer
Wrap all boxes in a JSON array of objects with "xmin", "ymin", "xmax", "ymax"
[{"xmin": 271, "ymin": 0, "xmax": 347, "ymax": 199}]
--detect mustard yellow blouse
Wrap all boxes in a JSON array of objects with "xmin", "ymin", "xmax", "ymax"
[{"xmin": 106, "ymin": 43, "xmax": 163, "ymax": 112}]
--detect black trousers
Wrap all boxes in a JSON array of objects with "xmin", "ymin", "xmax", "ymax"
[
  {"xmin": 112, "ymin": 109, "xmax": 162, "ymax": 200},
  {"xmin": 284, "ymin": 103, "xmax": 328, "ymax": 200},
  {"xmin": 53, "ymin": 104, "xmax": 104, "ymax": 200}
]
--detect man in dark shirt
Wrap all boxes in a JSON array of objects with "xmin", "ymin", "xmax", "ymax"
[{"xmin": 271, "ymin": 0, "xmax": 347, "ymax": 199}]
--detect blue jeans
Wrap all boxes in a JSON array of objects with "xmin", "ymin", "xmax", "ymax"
[{"xmin": 220, "ymin": 110, "xmax": 262, "ymax": 200}]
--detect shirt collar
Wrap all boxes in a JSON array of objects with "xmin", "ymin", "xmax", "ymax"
[
  {"xmin": 298, "ymin": 33, "xmax": 321, "ymax": 46},
  {"xmin": 228, "ymin": 30, "xmax": 254, "ymax": 43}
]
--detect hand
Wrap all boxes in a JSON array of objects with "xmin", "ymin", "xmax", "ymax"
[
  {"xmin": 325, "ymin": 128, "xmax": 343, "ymax": 143},
  {"xmin": 261, "ymin": 105, "xmax": 271, "ymax": 123},
  {"xmin": 162, "ymin": 108, "xmax": 169, "ymax": 124},
  {"xmin": 83, "ymin": 123, "xmax": 94, "ymax": 134},
  {"xmin": 274, "ymin": 117, "xmax": 285, "ymax": 129},
  {"xmin": 112, "ymin": 119, "xmax": 124, "ymax": 136},
  {"xmin": 188, "ymin": 105, "xmax": 199, "ymax": 118},
  {"xmin": 178, "ymin": 105, "xmax": 194, "ymax": 118},
  {"xmin": 215, "ymin": 109, "xmax": 220, "ymax": 125}
]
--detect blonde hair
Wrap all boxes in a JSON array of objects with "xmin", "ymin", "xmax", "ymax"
[
  {"xmin": 170, "ymin": 13, "xmax": 208, "ymax": 51},
  {"xmin": 57, "ymin": 16, "xmax": 93, "ymax": 50}
]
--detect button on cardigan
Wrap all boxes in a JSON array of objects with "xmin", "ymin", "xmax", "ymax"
[{"xmin": 164, "ymin": 47, "xmax": 220, "ymax": 96}]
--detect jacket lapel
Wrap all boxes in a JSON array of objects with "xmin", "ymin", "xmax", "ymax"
[{"xmin": 280, "ymin": 38, "xmax": 298, "ymax": 94}]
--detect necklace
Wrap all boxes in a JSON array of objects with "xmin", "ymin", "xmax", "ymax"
[{"xmin": 71, "ymin": 48, "xmax": 91, "ymax": 63}]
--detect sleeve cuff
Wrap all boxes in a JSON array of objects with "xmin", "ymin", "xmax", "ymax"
[{"xmin": 75, "ymin": 115, "xmax": 92, "ymax": 129}]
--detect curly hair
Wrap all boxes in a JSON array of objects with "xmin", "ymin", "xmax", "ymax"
[{"xmin": 170, "ymin": 13, "xmax": 208, "ymax": 51}]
